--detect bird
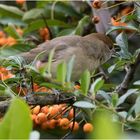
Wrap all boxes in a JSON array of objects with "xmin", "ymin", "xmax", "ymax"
[{"xmin": 20, "ymin": 33, "xmax": 114, "ymax": 81}]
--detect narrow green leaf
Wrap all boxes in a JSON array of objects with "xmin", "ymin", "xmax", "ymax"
[
  {"xmin": 80, "ymin": 70, "xmax": 90, "ymax": 95},
  {"xmin": 48, "ymin": 48, "xmax": 55, "ymax": 74},
  {"xmin": 22, "ymin": 8, "xmax": 44, "ymax": 21},
  {"xmin": 24, "ymin": 19, "xmax": 72, "ymax": 34},
  {"xmin": 0, "ymin": 98, "xmax": 32, "ymax": 139},
  {"xmin": 0, "ymin": 4, "xmax": 23, "ymax": 19},
  {"xmin": 90, "ymin": 77, "xmax": 104, "ymax": 95},
  {"xmin": 133, "ymin": 80, "xmax": 140, "ymax": 85},
  {"xmin": 134, "ymin": 95, "xmax": 140, "ymax": 116},
  {"xmin": 74, "ymin": 16, "xmax": 90, "ymax": 35},
  {"xmin": 73, "ymin": 101, "xmax": 95, "ymax": 109},
  {"xmin": 4, "ymin": 24, "xmax": 22, "ymax": 40},
  {"xmin": 117, "ymin": 89, "xmax": 138, "ymax": 106},
  {"xmin": 66, "ymin": 55, "xmax": 75, "ymax": 82},
  {"xmin": 116, "ymin": 32, "xmax": 132, "ymax": 59},
  {"xmin": 56, "ymin": 61, "xmax": 67, "ymax": 85},
  {"xmin": 108, "ymin": 64, "xmax": 116, "ymax": 73},
  {"xmin": 106, "ymin": 25, "xmax": 139, "ymax": 35}
]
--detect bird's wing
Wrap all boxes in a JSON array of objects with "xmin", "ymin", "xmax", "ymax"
[{"xmin": 20, "ymin": 35, "xmax": 81, "ymax": 63}]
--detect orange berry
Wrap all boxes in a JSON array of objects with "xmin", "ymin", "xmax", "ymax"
[
  {"xmin": 69, "ymin": 121, "xmax": 79, "ymax": 132},
  {"xmin": 59, "ymin": 118, "xmax": 70, "ymax": 129},
  {"xmin": 32, "ymin": 105, "xmax": 40, "ymax": 115},
  {"xmin": 120, "ymin": 6, "xmax": 133, "ymax": 16},
  {"xmin": 48, "ymin": 119, "xmax": 57, "ymax": 129},
  {"xmin": 16, "ymin": 0, "xmax": 26, "ymax": 5},
  {"xmin": 36, "ymin": 87, "xmax": 48, "ymax": 92},
  {"xmin": 83, "ymin": 123, "xmax": 93, "ymax": 133},
  {"xmin": 6, "ymin": 37, "xmax": 17, "ymax": 46},
  {"xmin": 74, "ymin": 85, "xmax": 80, "ymax": 90},
  {"xmin": 92, "ymin": 16, "xmax": 100, "ymax": 24},
  {"xmin": 41, "ymin": 121, "xmax": 48, "ymax": 130},
  {"xmin": 92, "ymin": 0, "xmax": 102, "ymax": 9},
  {"xmin": 0, "ymin": 31, "xmax": 5, "ymax": 38},
  {"xmin": 16, "ymin": 28, "xmax": 23, "ymax": 36},
  {"xmin": 48, "ymin": 106, "xmax": 59, "ymax": 118},
  {"xmin": 39, "ymin": 28, "xmax": 50, "ymax": 41},
  {"xmin": 31, "ymin": 114, "xmax": 36, "ymax": 122},
  {"xmin": 36, "ymin": 113, "xmax": 46, "ymax": 124},
  {"xmin": 41, "ymin": 106, "xmax": 49, "ymax": 114},
  {"xmin": 68, "ymin": 108, "xmax": 74, "ymax": 120},
  {"xmin": 111, "ymin": 17, "xmax": 127, "ymax": 27},
  {"xmin": 0, "ymin": 38, "xmax": 7, "ymax": 46}
]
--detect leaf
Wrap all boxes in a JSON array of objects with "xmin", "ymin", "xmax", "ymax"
[
  {"xmin": 44, "ymin": 2, "xmax": 81, "ymax": 20},
  {"xmin": 108, "ymin": 64, "xmax": 116, "ymax": 73},
  {"xmin": 66, "ymin": 55, "xmax": 75, "ymax": 82},
  {"xmin": 0, "ymin": 18, "xmax": 26, "ymax": 26},
  {"xmin": 97, "ymin": 90, "xmax": 111, "ymax": 104},
  {"xmin": 90, "ymin": 77, "xmax": 104, "ymax": 95},
  {"xmin": 4, "ymin": 24, "xmax": 22, "ymax": 40},
  {"xmin": 37, "ymin": 48, "xmax": 55, "ymax": 78},
  {"xmin": 22, "ymin": 8, "xmax": 44, "ymax": 21},
  {"xmin": 73, "ymin": 101, "xmax": 95, "ymax": 109},
  {"xmin": 80, "ymin": 70, "xmax": 90, "ymax": 95},
  {"xmin": 74, "ymin": 16, "xmax": 90, "ymax": 35},
  {"xmin": 0, "ymin": 4, "xmax": 23, "ymax": 19},
  {"xmin": 115, "ymin": 32, "xmax": 132, "ymax": 59},
  {"xmin": 0, "ymin": 44, "xmax": 35, "ymax": 57},
  {"xmin": 92, "ymin": 109, "xmax": 121, "ymax": 139},
  {"xmin": 57, "ymin": 28, "xmax": 74, "ymax": 36},
  {"xmin": 117, "ymin": 89, "xmax": 138, "ymax": 106},
  {"xmin": 24, "ymin": 19, "xmax": 72, "ymax": 34},
  {"xmin": 134, "ymin": 95, "xmax": 140, "ymax": 116},
  {"xmin": 0, "ymin": 98, "xmax": 32, "ymax": 139},
  {"xmin": 106, "ymin": 25, "xmax": 139, "ymax": 35},
  {"xmin": 112, "ymin": 93, "xmax": 119, "ymax": 107},
  {"xmin": 133, "ymin": 80, "xmax": 140, "ymax": 85},
  {"xmin": 56, "ymin": 61, "xmax": 67, "ymax": 85}
]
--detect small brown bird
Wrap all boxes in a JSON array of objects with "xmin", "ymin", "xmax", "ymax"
[{"xmin": 20, "ymin": 33, "xmax": 114, "ymax": 81}]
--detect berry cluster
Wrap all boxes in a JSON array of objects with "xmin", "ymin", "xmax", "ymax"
[{"xmin": 31, "ymin": 104, "xmax": 93, "ymax": 133}]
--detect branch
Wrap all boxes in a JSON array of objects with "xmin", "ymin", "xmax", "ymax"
[{"xmin": 116, "ymin": 53, "xmax": 140, "ymax": 96}]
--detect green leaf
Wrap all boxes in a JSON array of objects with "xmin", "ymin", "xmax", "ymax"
[
  {"xmin": 106, "ymin": 25, "xmax": 139, "ymax": 35},
  {"xmin": 0, "ymin": 18, "xmax": 26, "ymax": 26},
  {"xmin": 0, "ymin": 4, "xmax": 23, "ymax": 19},
  {"xmin": 90, "ymin": 77, "xmax": 104, "ymax": 95},
  {"xmin": 0, "ymin": 44, "xmax": 35, "ymax": 58},
  {"xmin": 80, "ymin": 70, "xmax": 90, "ymax": 95},
  {"xmin": 133, "ymin": 80, "xmax": 140, "ymax": 85},
  {"xmin": 74, "ymin": 16, "xmax": 90, "ymax": 35},
  {"xmin": 44, "ymin": 2, "xmax": 81, "ymax": 20},
  {"xmin": 112, "ymin": 93, "xmax": 119, "ymax": 107},
  {"xmin": 66, "ymin": 55, "xmax": 75, "ymax": 82},
  {"xmin": 57, "ymin": 28, "xmax": 74, "ymax": 36},
  {"xmin": 0, "ymin": 98, "xmax": 32, "ymax": 139},
  {"xmin": 97, "ymin": 90, "xmax": 111, "ymax": 104},
  {"xmin": 22, "ymin": 8, "xmax": 44, "ymax": 21},
  {"xmin": 134, "ymin": 95, "xmax": 140, "ymax": 116},
  {"xmin": 108, "ymin": 64, "xmax": 116, "ymax": 73},
  {"xmin": 24, "ymin": 19, "xmax": 72, "ymax": 34},
  {"xmin": 117, "ymin": 89, "xmax": 138, "ymax": 106},
  {"xmin": 4, "ymin": 24, "xmax": 22, "ymax": 40},
  {"xmin": 92, "ymin": 109, "xmax": 121, "ymax": 139},
  {"xmin": 73, "ymin": 101, "xmax": 95, "ymax": 109},
  {"xmin": 116, "ymin": 32, "xmax": 132, "ymax": 59},
  {"xmin": 56, "ymin": 61, "xmax": 67, "ymax": 85}
]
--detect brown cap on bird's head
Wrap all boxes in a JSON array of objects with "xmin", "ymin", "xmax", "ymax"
[{"xmin": 83, "ymin": 33, "xmax": 114, "ymax": 50}]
